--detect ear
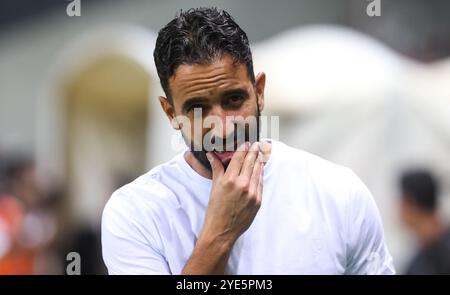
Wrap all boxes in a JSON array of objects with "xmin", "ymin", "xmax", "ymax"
[
  {"xmin": 159, "ymin": 96, "xmax": 180, "ymax": 130},
  {"xmin": 255, "ymin": 72, "xmax": 266, "ymax": 113}
]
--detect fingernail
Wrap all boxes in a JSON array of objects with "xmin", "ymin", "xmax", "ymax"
[{"xmin": 206, "ymin": 153, "xmax": 212, "ymax": 162}]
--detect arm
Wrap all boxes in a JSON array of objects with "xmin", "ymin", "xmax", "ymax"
[
  {"xmin": 181, "ymin": 231, "xmax": 233, "ymax": 275},
  {"xmin": 101, "ymin": 192, "xmax": 171, "ymax": 275},
  {"xmin": 182, "ymin": 141, "xmax": 264, "ymax": 275}
]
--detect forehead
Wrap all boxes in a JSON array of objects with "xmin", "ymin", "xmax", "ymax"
[{"xmin": 168, "ymin": 55, "xmax": 251, "ymax": 102}]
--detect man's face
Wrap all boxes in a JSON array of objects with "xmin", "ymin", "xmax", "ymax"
[
  {"xmin": 159, "ymin": 54, "xmax": 265, "ymax": 171},
  {"xmin": 399, "ymin": 196, "xmax": 417, "ymax": 228},
  {"xmin": 399, "ymin": 194, "xmax": 426, "ymax": 231}
]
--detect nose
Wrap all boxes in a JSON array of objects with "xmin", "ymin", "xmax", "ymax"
[{"xmin": 206, "ymin": 105, "xmax": 235, "ymax": 140}]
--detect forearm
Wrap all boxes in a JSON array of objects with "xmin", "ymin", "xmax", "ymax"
[{"xmin": 181, "ymin": 232, "xmax": 235, "ymax": 275}]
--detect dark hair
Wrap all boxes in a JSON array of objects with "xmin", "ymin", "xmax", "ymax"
[
  {"xmin": 0, "ymin": 154, "xmax": 34, "ymax": 194},
  {"xmin": 153, "ymin": 7, "xmax": 255, "ymax": 101},
  {"xmin": 400, "ymin": 169, "xmax": 440, "ymax": 212}
]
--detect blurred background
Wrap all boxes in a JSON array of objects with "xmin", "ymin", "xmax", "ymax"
[{"xmin": 0, "ymin": 0, "xmax": 449, "ymax": 274}]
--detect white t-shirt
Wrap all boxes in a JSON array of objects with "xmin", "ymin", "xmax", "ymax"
[{"xmin": 101, "ymin": 140, "xmax": 395, "ymax": 275}]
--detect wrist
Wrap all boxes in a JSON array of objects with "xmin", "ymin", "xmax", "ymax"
[
  {"xmin": 181, "ymin": 230, "xmax": 235, "ymax": 275},
  {"xmin": 197, "ymin": 229, "xmax": 235, "ymax": 254}
]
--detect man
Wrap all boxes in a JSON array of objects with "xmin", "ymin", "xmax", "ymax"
[
  {"xmin": 399, "ymin": 169, "xmax": 450, "ymax": 275},
  {"xmin": 101, "ymin": 7, "xmax": 395, "ymax": 275}
]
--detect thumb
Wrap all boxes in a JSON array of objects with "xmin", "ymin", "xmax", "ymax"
[{"xmin": 206, "ymin": 152, "xmax": 224, "ymax": 179}]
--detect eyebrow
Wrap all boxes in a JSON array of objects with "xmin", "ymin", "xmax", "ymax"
[
  {"xmin": 181, "ymin": 97, "xmax": 209, "ymax": 113},
  {"xmin": 181, "ymin": 87, "xmax": 250, "ymax": 113},
  {"xmin": 222, "ymin": 88, "xmax": 249, "ymax": 99}
]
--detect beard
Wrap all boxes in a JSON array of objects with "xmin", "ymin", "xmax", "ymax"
[{"xmin": 183, "ymin": 106, "xmax": 261, "ymax": 172}]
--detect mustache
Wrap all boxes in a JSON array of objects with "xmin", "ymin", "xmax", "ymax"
[
  {"xmin": 192, "ymin": 124, "xmax": 257, "ymax": 152},
  {"xmin": 203, "ymin": 130, "xmax": 244, "ymax": 152}
]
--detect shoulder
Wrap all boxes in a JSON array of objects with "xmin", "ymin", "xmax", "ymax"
[
  {"xmin": 105, "ymin": 171, "xmax": 177, "ymax": 215},
  {"xmin": 274, "ymin": 140, "xmax": 366, "ymax": 199},
  {"xmin": 273, "ymin": 140, "xmax": 376, "ymax": 231},
  {"xmin": 101, "ymin": 167, "xmax": 181, "ymax": 274},
  {"xmin": 101, "ymin": 156, "xmax": 185, "ymax": 239}
]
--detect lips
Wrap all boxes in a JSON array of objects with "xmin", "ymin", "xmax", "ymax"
[{"xmin": 212, "ymin": 151, "xmax": 235, "ymax": 164}]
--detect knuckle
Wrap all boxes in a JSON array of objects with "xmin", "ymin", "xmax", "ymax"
[
  {"xmin": 247, "ymin": 190, "xmax": 256, "ymax": 200},
  {"xmin": 223, "ymin": 177, "xmax": 235, "ymax": 188},
  {"xmin": 247, "ymin": 187, "xmax": 257, "ymax": 198},
  {"xmin": 239, "ymin": 181, "xmax": 250, "ymax": 193}
]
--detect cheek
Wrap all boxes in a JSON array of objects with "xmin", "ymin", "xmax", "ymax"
[
  {"xmin": 400, "ymin": 205, "xmax": 414, "ymax": 225},
  {"xmin": 236, "ymin": 99, "xmax": 259, "ymax": 117},
  {"xmin": 182, "ymin": 118, "xmax": 217, "ymax": 149},
  {"xmin": 183, "ymin": 119, "xmax": 205, "ymax": 144},
  {"xmin": 399, "ymin": 207, "xmax": 408, "ymax": 223}
]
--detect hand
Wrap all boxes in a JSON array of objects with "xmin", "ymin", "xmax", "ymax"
[{"xmin": 200, "ymin": 141, "xmax": 264, "ymax": 245}]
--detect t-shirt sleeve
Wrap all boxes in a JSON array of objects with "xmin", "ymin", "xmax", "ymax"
[
  {"xmin": 101, "ymin": 190, "xmax": 171, "ymax": 275},
  {"xmin": 345, "ymin": 171, "xmax": 396, "ymax": 275}
]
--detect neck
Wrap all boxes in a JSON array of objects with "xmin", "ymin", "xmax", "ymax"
[
  {"xmin": 184, "ymin": 151, "xmax": 213, "ymax": 179},
  {"xmin": 184, "ymin": 140, "xmax": 272, "ymax": 180}
]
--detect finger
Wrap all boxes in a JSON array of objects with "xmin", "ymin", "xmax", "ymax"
[
  {"xmin": 249, "ymin": 151, "xmax": 263, "ymax": 196},
  {"xmin": 206, "ymin": 152, "xmax": 224, "ymax": 180},
  {"xmin": 259, "ymin": 140, "xmax": 271, "ymax": 163},
  {"xmin": 225, "ymin": 142, "xmax": 250, "ymax": 177},
  {"xmin": 257, "ymin": 156, "xmax": 264, "ymax": 203},
  {"xmin": 240, "ymin": 142, "xmax": 260, "ymax": 181}
]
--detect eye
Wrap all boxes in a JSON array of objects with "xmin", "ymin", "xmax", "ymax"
[
  {"xmin": 225, "ymin": 95, "xmax": 245, "ymax": 107},
  {"xmin": 229, "ymin": 96, "xmax": 243, "ymax": 102}
]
